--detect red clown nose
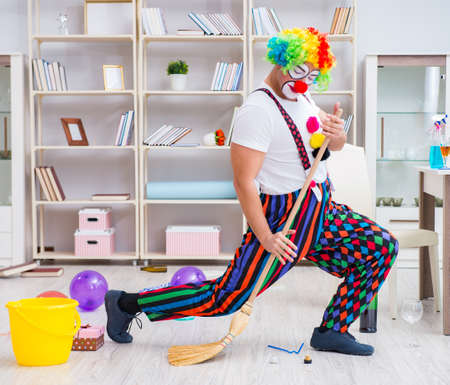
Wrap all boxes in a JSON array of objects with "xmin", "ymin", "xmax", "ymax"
[{"xmin": 293, "ymin": 80, "xmax": 308, "ymax": 94}]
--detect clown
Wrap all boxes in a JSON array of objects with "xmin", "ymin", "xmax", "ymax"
[{"xmin": 105, "ymin": 27, "xmax": 398, "ymax": 357}]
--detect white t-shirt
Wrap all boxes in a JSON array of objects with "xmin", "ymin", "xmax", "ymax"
[{"xmin": 231, "ymin": 82, "xmax": 328, "ymax": 195}]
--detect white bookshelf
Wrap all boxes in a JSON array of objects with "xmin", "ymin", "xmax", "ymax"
[
  {"xmin": 248, "ymin": 0, "xmax": 358, "ymax": 145},
  {"xmin": 28, "ymin": 0, "xmax": 140, "ymax": 262},
  {"xmin": 138, "ymin": 0, "xmax": 248, "ymax": 261}
]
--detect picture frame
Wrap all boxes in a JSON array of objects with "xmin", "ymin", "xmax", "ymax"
[
  {"xmin": 103, "ymin": 65, "xmax": 125, "ymax": 91},
  {"xmin": 61, "ymin": 118, "xmax": 89, "ymax": 146}
]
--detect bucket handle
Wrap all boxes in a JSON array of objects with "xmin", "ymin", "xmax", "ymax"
[{"xmin": 14, "ymin": 308, "xmax": 81, "ymax": 338}]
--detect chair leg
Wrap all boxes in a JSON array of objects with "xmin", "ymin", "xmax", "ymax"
[
  {"xmin": 389, "ymin": 262, "xmax": 398, "ymax": 319},
  {"xmin": 428, "ymin": 245, "xmax": 441, "ymax": 312}
]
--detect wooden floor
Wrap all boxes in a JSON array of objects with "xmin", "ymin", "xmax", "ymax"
[{"xmin": 0, "ymin": 263, "xmax": 449, "ymax": 385}]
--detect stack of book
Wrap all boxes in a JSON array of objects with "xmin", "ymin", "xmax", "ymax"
[
  {"xmin": 210, "ymin": 62, "xmax": 243, "ymax": 91},
  {"xmin": 35, "ymin": 166, "xmax": 66, "ymax": 202},
  {"xmin": 329, "ymin": 7, "xmax": 354, "ymax": 34},
  {"xmin": 143, "ymin": 125, "xmax": 192, "ymax": 146},
  {"xmin": 114, "ymin": 110, "xmax": 135, "ymax": 146},
  {"xmin": 32, "ymin": 58, "xmax": 68, "ymax": 91},
  {"xmin": 188, "ymin": 12, "xmax": 241, "ymax": 35},
  {"xmin": 142, "ymin": 8, "xmax": 168, "ymax": 35},
  {"xmin": 226, "ymin": 106, "xmax": 239, "ymax": 146},
  {"xmin": 344, "ymin": 114, "xmax": 353, "ymax": 134},
  {"xmin": 251, "ymin": 7, "xmax": 283, "ymax": 36}
]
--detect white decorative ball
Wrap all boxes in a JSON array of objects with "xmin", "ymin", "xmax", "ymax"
[{"xmin": 202, "ymin": 132, "xmax": 216, "ymax": 146}]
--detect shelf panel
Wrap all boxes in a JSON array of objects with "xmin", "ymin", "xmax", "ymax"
[
  {"xmin": 34, "ymin": 145, "xmax": 136, "ymax": 150},
  {"xmin": 251, "ymin": 34, "xmax": 353, "ymax": 42},
  {"xmin": 36, "ymin": 251, "xmax": 136, "ymax": 260},
  {"xmin": 310, "ymin": 90, "xmax": 354, "ymax": 96},
  {"xmin": 144, "ymin": 35, "xmax": 244, "ymax": 42},
  {"xmin": 377, "ymin": 159, "xmax": 428, "ymax": 162},
  {"xmin": 33, "ymin": 34, "xmax": 134, "ymax": 42},
  {"xmin": 144, "ymin": 90, "xmax": 244, "ymax": 96},
  {"xmin": 33, "ymin": 90, "xmax": 135, "ymax": 96},
  {"xmin": 143, "ymin": 145, "xmax": 229, "ymax": 151},
  {"xmin": 143, "ymin": 252, "xmax": 232, "ymax": 261},
  {"xmin": 35, "ymin": 200, "xmax": 136, "ymax": 205},
  {"xmin": 144, "ymin": 199, "xmax": 239, "ymax": 204}
]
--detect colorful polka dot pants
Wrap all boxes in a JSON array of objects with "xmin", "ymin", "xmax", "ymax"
[{"xmin": 305, "ymin": 200, "xmax": 399, "ymax": 333}]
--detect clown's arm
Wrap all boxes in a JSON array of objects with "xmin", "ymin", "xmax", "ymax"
[{"xmin": 318, "ymin": 102, "xmax": 346, "ymax": 151}]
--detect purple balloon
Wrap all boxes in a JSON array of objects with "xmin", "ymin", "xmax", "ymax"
[
  {"xmin": 70, "ymin": 270, "xmax": 108, "ymax": 311},
  {"xmin": 170, "ymin": 266, "xmax": 206, "ymax": 286}
]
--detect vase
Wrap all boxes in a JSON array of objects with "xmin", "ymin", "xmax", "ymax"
[
  {"xmin": 429, "ymin": 145, "xmax": 443, "ymax": 169},
  {"xmin": 169, "ymin": 74, "xmax": 187, "ymax": 91}
]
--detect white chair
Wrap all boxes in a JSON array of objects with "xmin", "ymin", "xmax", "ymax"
[{"xmin": 326, "ymin": 144, "xmax": 441, "ymax": 320}]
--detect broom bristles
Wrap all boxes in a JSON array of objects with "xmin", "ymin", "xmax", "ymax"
[
  {"xmin": 168, "ymin": 342, "xmax": 225, "ymax": 366},
  {"xmin": 168, "ymin": 303, "xmax": 253, "ymax": 366}
]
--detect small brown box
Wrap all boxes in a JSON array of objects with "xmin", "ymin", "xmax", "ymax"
[{"xmin": 72, "ymin": 334, "xmax": 104, "ymax": 351}]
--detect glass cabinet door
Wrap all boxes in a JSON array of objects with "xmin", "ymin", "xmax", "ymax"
[
  {"xmin": 0, "ymin": 64, "xmax": 11, "ymax": 205},
  {"xmin": 376, "ymin": 64, "xmax": 446, "ymax": 208}
]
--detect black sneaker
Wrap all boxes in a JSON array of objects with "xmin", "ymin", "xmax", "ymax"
[
  {"xmin": 310, "ymin": 327, "xmax": 374, "ymax": 356},
  {"xmin": 105, "ymin": 290, "xmax": 142, "ymax": 343}
]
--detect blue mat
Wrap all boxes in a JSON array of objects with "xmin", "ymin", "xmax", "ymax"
[{"xmin": 146, "ymin": 181, "xmax": 237, "ymax": 199}]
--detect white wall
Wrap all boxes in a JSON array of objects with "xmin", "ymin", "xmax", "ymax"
[{"xmin": 1, "ymin": 0, "xmax": 450, "ymax": 255}]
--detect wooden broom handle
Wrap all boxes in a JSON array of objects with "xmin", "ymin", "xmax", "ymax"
[{"xmin": 247, "ymin": 109, "xmax": 343, "ymax": 304}]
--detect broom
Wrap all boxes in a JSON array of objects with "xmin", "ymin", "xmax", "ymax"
[{"xmin": 168, "ymin": 108, "xmax": 343, "ymax": 366}]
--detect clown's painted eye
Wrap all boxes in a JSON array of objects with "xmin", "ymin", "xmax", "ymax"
[
  {"xmin": 306, "ymin": 71, "xmax": 320, "ymax": 83},
  {"xmin": 289, "ymin": 64, "xmax": 310, "ymax": 79}
]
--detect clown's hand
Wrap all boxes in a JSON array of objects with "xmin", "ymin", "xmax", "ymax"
[{"xmin": 320, "ymin": 103, "xmax": 346, "ymax": 151}]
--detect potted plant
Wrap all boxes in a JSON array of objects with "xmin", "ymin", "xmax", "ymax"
[{"xmin": 167, "ymin": 59, "xmax": 188, "ymax": 91}]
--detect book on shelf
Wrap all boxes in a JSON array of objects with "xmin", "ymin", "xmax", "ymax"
[
  {"xmin": 188, "ymin": 12, "xmax": 241, "ymax": 35},
  {"xmin": 251, "ymin": 7, "xmax": 283, "ymax": 36},
  {"xmin": 176, "ymin": 29, "xmax": 204, "ymax": 36},
  {"xmin": 143, "ymin": 125, "xmax": 192, "ymax": 146},
  {"xmin": 344, "ymin": 114, "xmax": 353, "ymax": 134},
  {"xmin": 226, "ymin": 106, "xmax": 240, "ymax": 146},
  {"xmin": 21, "ymin": 267, "xmax": 64, "ymax": 277},
  {"xmin": 330, "ymin": 7, "xmax": 354, "ymax": 34},
  {"xmin": 210, "ymin": 62, "xmax": 243, "ymax": 91},
  {"xmin": 91, "ymin": 193, "xmax": 130, "ymax": 201},
  {"xmin": 33, "ymin": 58, "xmax": 68, "ymax": 91},
  {"xmin": 35, "ymin": 166, "xmax": 65, "ymax": 202},
  {"xmin": 142, "ymin": 8, "xmax": 167, "ymax": 35},
  {"xmin": 0, "ymin": 262, "xmax": 38, "ymax": 278},
  {"xmin": 114, "ymin": 110, "xmax": 134, "ymax": 146}
]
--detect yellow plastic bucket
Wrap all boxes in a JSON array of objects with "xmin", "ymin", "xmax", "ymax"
[{"xmin": 5, "ymin": 297, "xmax": 81, "ymax": 366}]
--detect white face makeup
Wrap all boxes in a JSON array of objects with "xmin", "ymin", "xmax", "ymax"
[{"xmin": 280, "ymin": 64, "xmax": 320, "ymax": 99}]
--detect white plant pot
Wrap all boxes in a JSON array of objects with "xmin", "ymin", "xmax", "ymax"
[{"xmin": 169, "ymin": 74, "xmax": 187, "ymax": 91}]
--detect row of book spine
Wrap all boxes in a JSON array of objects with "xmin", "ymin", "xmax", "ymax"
[
  {"xmin": 210, "ymin": 62, "xmax": 243, "ymax": 91},
  {"xmin": 35, "ymin": 166, "xmax": 66, "ymax": 201},
  {"xmin": 142, "ymin": 8, "xmax": 168, "ymax": 36},
  {"xmin": 251, "ymin": 7, "xmax": 283, "ymax": 36},
  {"xmin": 32, "ymin": 58, "xmax": 68, "ymax": 91},
  {"xmin": 114, "ymin": 110, "xmax": 135, "ymax": 146},
  {"xmin": 188, "ymin": 12, "xmax": 241, "ymax": 35},
  {"xmin": 329, "ymin": 7, "xmax": 354, "ymax": 35},
  {"xmin": 143, "ymin": 125, "xmax": 192, "ymax": 146}
]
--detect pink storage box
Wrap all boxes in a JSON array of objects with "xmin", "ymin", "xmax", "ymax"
[
  {"xmin": 166, "ymin": 225, "xmax": 221, "ymax": 257},
  {"xmin": 78, "ymin": 207, "xmax": 112, "ymax": 231},
  {"xmin": 74, "ymin": 228, "xmax": 115, "ymax": 257}
]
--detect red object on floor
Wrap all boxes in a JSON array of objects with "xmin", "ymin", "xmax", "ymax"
[{"xmin": 37, "ymin": 290, "xmax": 67, "ymax": 298}]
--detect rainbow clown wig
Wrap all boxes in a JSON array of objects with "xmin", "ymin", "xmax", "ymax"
[{"xmin": 266, "ymin": 27, "xmax": 336, "ymax": 92}]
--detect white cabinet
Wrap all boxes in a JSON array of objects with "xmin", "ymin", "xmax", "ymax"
[
  {"xmin": 0, "ymin": 53, "xmax": 26, "ymax": 267},
  {"xmin": 0, "ymin": 206, "xmax": 11, "ymax": 232}
]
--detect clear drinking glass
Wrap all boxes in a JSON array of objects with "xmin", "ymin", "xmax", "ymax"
[{"xmin": 400, "ymin": 298, "xmax": 423, "ymax": 348}]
